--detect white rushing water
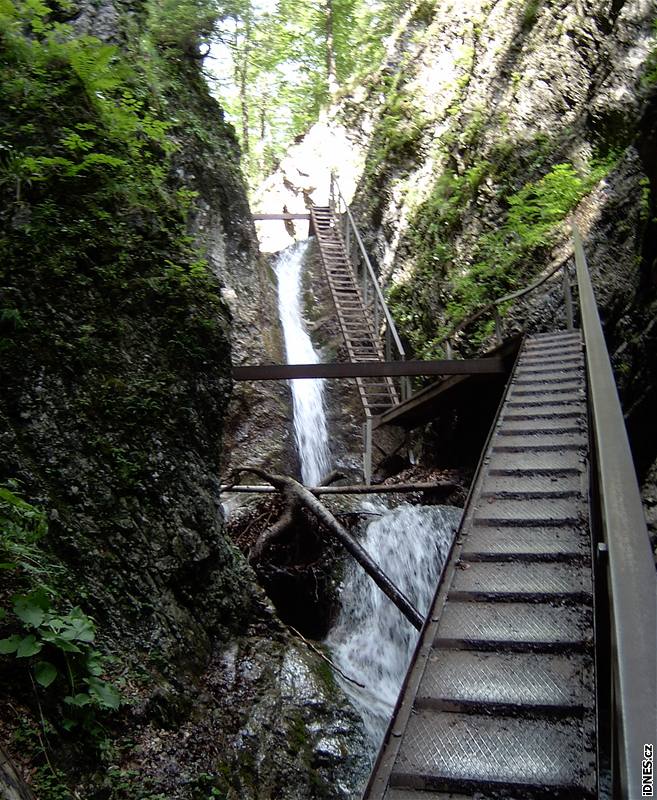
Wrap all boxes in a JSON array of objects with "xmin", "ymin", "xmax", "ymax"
[
  {"xmin": 326, "ymin": 503, "xmax": 462, "ymax": 747},
  {"xmin": 274, "ymin": 241, "xmax": 332, "ymax": 485}
]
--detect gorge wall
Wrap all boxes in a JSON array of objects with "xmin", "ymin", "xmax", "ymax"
[
  {"xmin": 0, "ymin": 2, "xmax": 365, "ymax": 798},
  {"xmin": 343, "ymin": 0, "xmax": 657, "ymax": 544},
  {"xmin": 259, "ymin": 0, "xmax": 657, "ymax": 546},
  {"xmin": 2, "ymin": 0, "xmax": 656, "ymax": 798}
]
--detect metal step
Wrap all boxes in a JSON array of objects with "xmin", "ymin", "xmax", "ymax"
[
  {"xmin": 449, "ymin": 561, "xmax": 591, "ymax": 601},
  {"xmin": 433, "ymin": 601, "xmax": 593, "ymax": 651},
  {"xmin": 391, "ymin": 709, "xmax": 595, "ymax": 796},
  {"xmin": 461, "ymin": 524, "xmax": 589, "ymax": 561},
  {"xmin": 417, "ymin": 650, "xmax": 594, "ymax": 711}
]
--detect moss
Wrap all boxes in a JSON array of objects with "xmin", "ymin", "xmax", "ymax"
[
  {"xmin": 365, "ymin": 72, "xmax": 431, "ymax": 184},
  {"xmin": 389, "ymin": 144, "xmax": 616, "ymax": 358},
  {"xmin": 521, "ymin": 0, "xmax": 541, "ymax": 31},
  {"xmin": 410, "ymin": 0, "xmax": 436, "ymax": 26}
]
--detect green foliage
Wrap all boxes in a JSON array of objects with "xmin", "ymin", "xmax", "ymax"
[
  {"xmin": 212, "ymin": 0, "xmax": 408, "ymax": 189},
  {"xmin": 366, "ymin": 73, "xmax": 430, "ymax": 178},
  {"xmin": 521, "ymin": 0, "xmax": 541, "ymax": 30},
  {"xmin": 0, "ymin": 0, "xmax": 229, "ymax": 377},
  {"xmin": 0, "ymin": 486, "xmax": 56, "ymax": 583},
  {"xmin": 0, "ymin": 489, "xmax": 121, "ymax": 732},
  {"xmin": 390, "ymin": 154, "xmax": 613, "ymax": 359},
  {"xmin": 643, "ymin": 17, "xmax": 657, "ymax": 85},
  {"xmin": 1, "ymin": 591, "xmax": 120, "ymax": 714},
  {"xmin": 147, "ymin": 0, "xmax": 220, "ymax": 54}
]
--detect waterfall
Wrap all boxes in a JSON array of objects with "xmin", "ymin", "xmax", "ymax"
[
  {"xmin": 326, "ymin": 503, "xmax": 462, "ymax": 747},
  {"xmin": 274, "ymin": 241, "xmax": 332, "ymax": 486}
]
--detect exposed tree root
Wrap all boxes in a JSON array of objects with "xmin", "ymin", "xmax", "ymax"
[{"xmin": 229, "ymin": 467, "xmax": 423, "ymax": 630}]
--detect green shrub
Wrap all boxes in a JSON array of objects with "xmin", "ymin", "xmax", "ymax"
[
  {"xmin": 0, "ymin": 488, "xmax": 121, "ymax": 733},
  {"xmin": 390, "ymin": 156, "xmax": 613, "ymax": 358}
]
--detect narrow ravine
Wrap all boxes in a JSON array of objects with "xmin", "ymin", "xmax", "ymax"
[
  {"xmin": 274, "ymin": 241, "xmax": 332, "ymax": 485},
  {"xmin": 274, "ymin": 238, "xmax": 462, "ymax": 763},
  {"xmin": 326, "ymin": 503, "xmax": 462, "ymax": 750}
]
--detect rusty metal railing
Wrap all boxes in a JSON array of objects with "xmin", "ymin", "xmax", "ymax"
[
  {"xmin": 439, "ymin": 255, "xmax": 575, "ymax": 358},
  {"xmin": 573, "ymin": 226, "xmax": 656, "ymax": 799}
]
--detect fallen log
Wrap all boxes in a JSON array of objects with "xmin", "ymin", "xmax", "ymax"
[
  {"xmin": 220, "ymin": 481, "xmax": 455, "ymax": 495},
  {"xmin": 1, "ymin": 745, "xmax": 35, "ymax": 800},
  {"xmin": 230, "ymin": 467, "xmax": 423, "ymax": 631}
]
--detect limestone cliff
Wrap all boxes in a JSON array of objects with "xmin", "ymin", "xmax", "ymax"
[
  {"xmin": 343, "ymin": 0, "xmax": 657, "ymax": 547},
  {"xmin": 0, "ymin": 1, "xmax": 365, "ymax": 797},
  {"xmin": 252, "ymin": 1, "xmax": 657, "ymax": 551}
]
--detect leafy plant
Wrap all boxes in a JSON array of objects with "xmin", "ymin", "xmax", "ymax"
[
  {"xmin": 0, "ymin": 485, "xmax": 56, "ymax": 583},
  {"xmin": 0, "ymin": 488, "xmax": 120, "ymax": 732},
  {"xmin": 0, "ymin": 590, "xmax": 120, "ymax": 728},
  {"xmin": 390, "ymin": 153, "xmax": 614, "ymax": 359}
]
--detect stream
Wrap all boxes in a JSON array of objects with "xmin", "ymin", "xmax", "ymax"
[
  {"xmin": 325, "ymin": 503, "xmax": 461, "ymax": 748},
  {"xmin": 274, "ymin": 240, "xmax": 462, "ymax": 758},
  {"xmin": 274, "ymin": 241, "xmax": 332, "ymax": 485}
]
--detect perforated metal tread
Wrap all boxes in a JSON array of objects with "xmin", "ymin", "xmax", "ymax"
[
  {"xmin": 433, "ymin": 601, "xmax": 592, "ymax": 650},
  {"xmin": 461, "ymin": 525, "xmax": 588, "ymax": 560},
  {"xmin": 385, "ymin": 792, "xmax": 516, "ymax": 800},
  {"xmin": 481, "ymin": 470, "xmax": 585, "ymax": 494},
  {"xmin": 392, "ymin": 710, "xmax": 595, "ymax": 795},
  {"xmin": 385, "ymin": 792, "xmax": 524, "ymax": 800},
  {"xmin": 488, "ymin": 448, "xmax": 586, "ymax": 472},
  {"xmin": 472, "ymin": 495, "xmax": 582, "ymax": 524},
  {"xmin": 449, "ymin": 561, "xmax": 591, "ymax": 600},
  {"xmin": 417, "ymin": 650, "xmax": 594, "ymax": 710},
  {"xmin": 364, "ymin": 333, "xmax": 596, "ymax": 800}
]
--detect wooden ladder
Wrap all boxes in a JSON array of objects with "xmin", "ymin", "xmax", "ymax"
[{"xmin": 310, "ymin": 205, "xmax": 398, "ymax": 416}]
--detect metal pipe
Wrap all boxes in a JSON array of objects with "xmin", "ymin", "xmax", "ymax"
[
  {"xmin": 572, "ymin": 225, "xmax": 657, "ymax": 799},
  {"xmin": 563, "ymin": 263, "xmax": 574, "ymax": 330},
  {"xmin": 363, "ymin": 415, "xmax": 373, "ymax": 485},
  {"xmin": 493, "ymin": 307, "xmax": 503, "ymax": 345}
]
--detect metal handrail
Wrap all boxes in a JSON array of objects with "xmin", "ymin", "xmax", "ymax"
[
  {"xmin": 573, "ymin": 225, "xmax": 657, "ymax": 798},
  {"xmin": 332, "ymin": 168, "xmax": 573, "ymax": 362},
  {"xmin": 340, "ymin": 196, "xmax": 406, "ymax": 359},
  {"xmin": 440, "ymin": 255, "xmax": 573, "ymax": 354},
  {"xmin": 331, "ymin": 177, "xmax": 411, "ymax": 403}
]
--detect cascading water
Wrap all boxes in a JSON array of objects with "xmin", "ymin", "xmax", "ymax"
[
  {"xmin": 274, "ymin": 240, "xmax": 332, "ymax": 485},
  {"xmin": 326, "ymin": 503, "xmax": 462, "ymax": 748}
]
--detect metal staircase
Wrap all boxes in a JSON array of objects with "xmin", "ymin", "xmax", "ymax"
[
  {"xmin": 365, "ymin": 330, "xmax": 597, "ymax": 799},
  {"xmin": 310, "ymin": 204, "xmax": 399, "ymax": 415},
  {"xmin": 361, "ymin": 230, "xmax": 657, "ymax": 800}
]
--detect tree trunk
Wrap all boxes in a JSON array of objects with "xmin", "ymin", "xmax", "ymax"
[
  {"xmin": 233, "ymin": 467, "xmax": 423, "ymax": 630},
  {"xmin": 0, "ymin": 745, "xmax": 35, "ymax": 800},
  {"xmin": 221, "ymin": 481, "xmax": 456, "ymax": 495},
  {"xmin": 325, "ymin": 0, "xmax": 338, "ymax": 97}
]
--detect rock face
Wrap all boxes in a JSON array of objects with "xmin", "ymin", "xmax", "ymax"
[
  {"xmin": 0, "ymin": 1, "xmax": 366, "ymax": 797},
  {"xmin": 220, "ymin": 0, "xmax": 657, "ymax": 532},
  {"xmin": 341, "ymin": 0, "xmax": 657, "ymax": 524}
]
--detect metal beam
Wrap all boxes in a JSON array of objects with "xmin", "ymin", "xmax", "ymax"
[
  {"xmin": 252, "ymin": 213, "xmax": 311, "ymax": 221},
  {"xmin": 232, "ymin": 358, "xmax": 505, "ymax": 381}
]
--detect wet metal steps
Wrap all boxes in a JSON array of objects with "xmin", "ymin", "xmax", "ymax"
[
  {"xmin": 364, "ymin": 331, "xmax": 596, "ymax": 800},
  {"xmin": 310, "ymin": 205, "xmax": 398, "ymax": 415}
]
